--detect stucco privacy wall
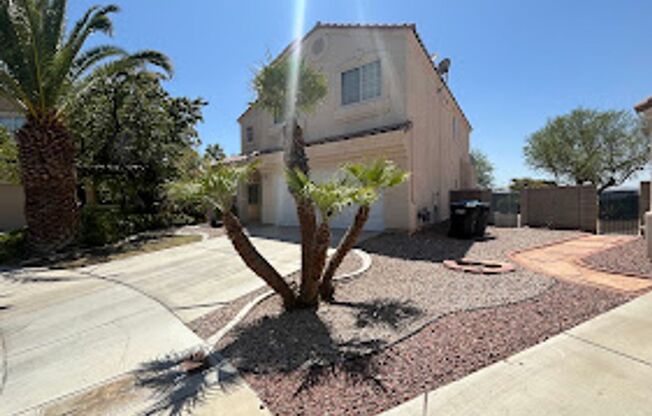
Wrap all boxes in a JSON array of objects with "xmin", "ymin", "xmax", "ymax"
[
  {"xmin": 239, "ymin": 26, "xmax": 408, "ymax": 156},
  {"xmin": 520, "ymin": 185, "xmax": 597, "ymax": 233},
  {"xmin": 0, "ymin": 184, "xmax": 26, "ymax": 231},
  {"xmin": 405, "ymin": 31, "xmax": 473, "ymax": 224}
]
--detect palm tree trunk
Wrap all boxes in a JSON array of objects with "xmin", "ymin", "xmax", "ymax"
[
  {"xmin": 285, "ymin": 118, "xmax": 320, "ymax": 306},
  {"xmin": 223, "ymin": 211, "xmax": 297, "ymax": 309},
  {"xmin": 16, "ymin": 115, "xmax": 80, "ymax": 252},
  {"xmin": 320, "ymin": 205, "xmax": 370, "ymax": 301},
  {"xmin": 298, "ymin": 222, "xmax": 330, "ymax": 308}
]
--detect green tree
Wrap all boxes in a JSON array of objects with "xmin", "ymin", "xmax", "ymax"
[
  {"xmin": 509, "ymin": 177, "xmax": 557, "ymax": 192},
  {"xmin": 204, "ymin": 143, "xmax": 226, "ymax": 163},
  {"xmin": 68, "ymin": 71, "xmax": 205, "ymax": 214},
  {"xmin": 470, "ymin": 149, "xmax": 494, "ymax": 189},
  {"xmin": 524, "ymin": 108, "xmax": 649, "ymax": 193},
  {"xmin": 0, "ymin": 126, "xmax": 20, "ymax": 184},
  {"xmin": 0, "ymin": 0, "xmax": 172, "ymax": 251}
]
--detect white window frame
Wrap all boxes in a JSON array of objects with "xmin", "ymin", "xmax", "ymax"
[{"xmin": 341, "ymin": 60, "xmax": 382, "ymax": 106}]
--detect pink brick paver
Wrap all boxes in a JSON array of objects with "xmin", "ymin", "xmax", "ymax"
[{"xmin": 511, "ymin": 235, "xmax": 652, "ymax": 292}]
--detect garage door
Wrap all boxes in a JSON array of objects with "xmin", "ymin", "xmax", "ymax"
[{"xmin": 275, "ymin": 170, "xmax": 385, "ymax": 231}]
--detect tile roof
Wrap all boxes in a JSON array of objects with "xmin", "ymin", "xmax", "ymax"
[
  {"xmin": 635, "ymin": 96, "xmax": 652, "ymax": 113},
  {"xmin": 240, "ymin": 120, "xmax": 412, "ymax": 159}
]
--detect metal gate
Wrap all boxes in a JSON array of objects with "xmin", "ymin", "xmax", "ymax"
[{"xmin": 598, "ymin": 190, "xmax": 640, "ymax": 235}]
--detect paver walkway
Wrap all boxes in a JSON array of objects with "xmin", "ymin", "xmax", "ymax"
[
  {"xmin": 382, "ymin": 235, "xmax": 652, "ymax": 416},
  {"xmin": 512, "ymin": 234, "xmax": 652, "ymax": 292}
]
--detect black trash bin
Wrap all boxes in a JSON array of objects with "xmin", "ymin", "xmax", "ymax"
[{"xmin": 449, "ymin": 200, "xmax": 490, "ymax": 238}]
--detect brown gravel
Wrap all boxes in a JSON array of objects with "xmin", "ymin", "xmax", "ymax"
[
  {"xmin": 188, "ymin": 250, "xmax": 362, "ymax": 339},
  {"xmin": 582, "ymin": 237, "xmax": 652, "ymax": 279},
  {"xmin": 217, "ymin": 227, "xmax": 583, "ymax": 370},
  {"xmin": 241, "ymin": 280, "xmax": 636, "ymax": 416},
  {"xmin": 208, "ymin": 226, "xmax": 648, "ymax": 416}
]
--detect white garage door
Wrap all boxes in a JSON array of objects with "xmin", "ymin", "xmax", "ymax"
[{"xmin": 274, "ymin": 170, "xmax": 385, "ymax": 231}]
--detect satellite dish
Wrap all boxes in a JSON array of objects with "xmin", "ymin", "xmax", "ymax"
[{"xmin": 437, "ymin": 58, "xmax": 451, "ymax": 78}]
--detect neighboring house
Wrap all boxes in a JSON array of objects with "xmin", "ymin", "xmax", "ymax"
[
  {"xmin": 235, "ymin": 23, "xmax": 475, "ymax": 232},
  {"xmin": 0, "ymin": 97, "xmax": 26, "ymax": 231},
  {"xmin": 635, "ymin": 96, "xmax": 652, "ymax": 258}
]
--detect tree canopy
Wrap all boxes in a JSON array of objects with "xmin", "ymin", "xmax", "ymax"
[
  {"xmin": 509, "ymin": 177, "xmax": 557, "ymax": 192},
  {"xmin": 470, "ymin": 149, "xmax": 494, "ymax": 189},
  {"xmin": 68, "ymin": 71, "xmax": 206, "ymax": 212},
  {"xmin": 524, "ymin": 108, "xmax": 649, "ymax": 193}
]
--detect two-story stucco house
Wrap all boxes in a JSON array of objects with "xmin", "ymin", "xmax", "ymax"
[{"xmin": 235, "ymin": 23, "xmax": 475, "ymax": 232}]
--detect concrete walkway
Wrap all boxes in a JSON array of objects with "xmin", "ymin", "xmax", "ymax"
[
  {"xmin": 0, "ymin": 230, "xmax": 302, "ymax": 415},
  {"xmin": 383, "ymin": 235, "xmax": 652, "ymax": 416}
]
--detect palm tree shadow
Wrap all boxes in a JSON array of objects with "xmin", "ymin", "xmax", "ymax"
[
  {"xmin": 136, "ymin": 298, "xmax": 422, "ymax": 414},
  {"xmin": 134, "ymin": 349, "xmax": 240, "ymax": 416}
]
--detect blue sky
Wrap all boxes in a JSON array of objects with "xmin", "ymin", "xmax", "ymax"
[{"xmin": 69, "ymin": 0, "xmax": 652, "ymax": 188}]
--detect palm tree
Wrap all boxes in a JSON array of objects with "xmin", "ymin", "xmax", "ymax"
[
  {"xmin": 253, "ymin": 55, "xmax": 327, "ymax": 307},
  {"xmin": 319, "ymin": 160, "xmax": 409, "ymax": 300},
  {"xmin": 0, "ymin": 0, "xmax": 172, "ymax": 252},
  {"xmin": 176, "ymin": 56, "xmax": 408, "ymax": 310}
]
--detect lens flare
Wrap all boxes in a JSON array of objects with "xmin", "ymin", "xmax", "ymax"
[{"xmin": 285, "ymin": 0, "xmax": 307, "ymax": 120}]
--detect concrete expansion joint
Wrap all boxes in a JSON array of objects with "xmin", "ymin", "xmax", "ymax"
[{"xmin": 564, "ymin": 332, "xmax": 652, "ymax": 368}]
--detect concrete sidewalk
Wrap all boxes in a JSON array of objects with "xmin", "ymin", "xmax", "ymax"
[
  {"xmin": 0, "ymin": 231, "xmax": 302, "ymax": 415},
  {"xmin": 383, "ymin": 236, "xmax": 652, "ymax": 416}
]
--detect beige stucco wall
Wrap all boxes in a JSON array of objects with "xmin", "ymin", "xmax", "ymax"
[
  {"xmin": 237, "ymin": 26, "xmax": 473, "ymax": 231},
  {"xmin": 404, "ymin": 33, "xmax": 473, "ymax": 224},
  {"xmin": 0, "ymin": 184, "xmax": 26, "ymax": 231},
  {"xmin": 239, "ymin": 26, "xmax": 409, "ymax": 155},
  {"xmin": 237, "ymin": 129, "xmax": 412, "ymax": 231}
]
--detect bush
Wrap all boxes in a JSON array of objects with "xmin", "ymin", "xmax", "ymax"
[
  {"xmin": 0, "ymin": 229, "xmax": 26, "ymax": 264},
  {"xmin": 80, "ymin": 206, "xmax": 123, "ymax": 246},
  {"xmin": 80, "ymin": 206, "xmax": 197, "ymax": 247}
]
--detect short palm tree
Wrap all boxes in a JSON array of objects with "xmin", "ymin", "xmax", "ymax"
[
  {"xmin": 168, "ymin": 56, "xmax": 407, "ymax": 310},
  {"xmin": 0, "ymin": 0, "xmax": 172, "ymax": 251}
]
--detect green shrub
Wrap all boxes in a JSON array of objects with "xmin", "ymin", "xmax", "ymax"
[
  {"xmin": 0, "ymin": 230, "xmax": 27, "ymax": 264},
  {"xmin": 80, "ymin": 206, "xmax": 123, "ymax": 246}
]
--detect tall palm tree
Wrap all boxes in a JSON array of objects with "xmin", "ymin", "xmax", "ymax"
[{"xmin": 0, "ymin": 0, "xmax": 172, "ymax": 252}]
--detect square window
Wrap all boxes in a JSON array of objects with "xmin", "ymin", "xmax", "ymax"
[{"xmin": 341, "ymin": 60, "xmax": 381, "ymax": 106}]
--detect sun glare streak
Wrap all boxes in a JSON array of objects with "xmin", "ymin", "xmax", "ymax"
[{"xmin": 286, "ymin": 0, "xmax": 307, "ymax": 121}]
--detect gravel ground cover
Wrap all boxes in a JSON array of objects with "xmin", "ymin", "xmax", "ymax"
[
  {"xmin": 206, "ymin": 226, "xmax": 647, "ymax": 416},
  {"xmin": 217, "ymin": 227, "xmax": 583, "ymax": 370},
  {"xmin": 188, "ymin": 251, "xmax": 362, "ymax": 339},
  {"xmin": 582, "ymin": 237, "xmax": 652, "ymax": 279}
]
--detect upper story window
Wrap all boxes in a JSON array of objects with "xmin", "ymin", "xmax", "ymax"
[
  {"xmin": 0, "ymin": 116, "xmax": 25, "ymax": 133},
  {"xmin": 341, "ymin": 60, "xmax": 381, "ymax": 106},
  {"xmin": 452, "ymin": 116, "xmax": 459, "ymax": 139},
  {"xmin": 246, "ymin": 126, "xmax": 254, "ymax": 143}
]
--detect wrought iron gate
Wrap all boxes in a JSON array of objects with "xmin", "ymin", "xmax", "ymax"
[{"xmin": 598, "ymin": 190, "xmax": 640, "ymax": 235}]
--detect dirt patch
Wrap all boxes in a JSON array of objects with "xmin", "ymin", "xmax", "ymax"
[{"xmin": 582, "ymin": 238, "xmax": 652, "ymax": 279}]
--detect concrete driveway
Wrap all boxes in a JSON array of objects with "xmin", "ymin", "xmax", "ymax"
[{"xmin": 0, "ymin": 230, "xmax": 302, "ymax": 415}]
